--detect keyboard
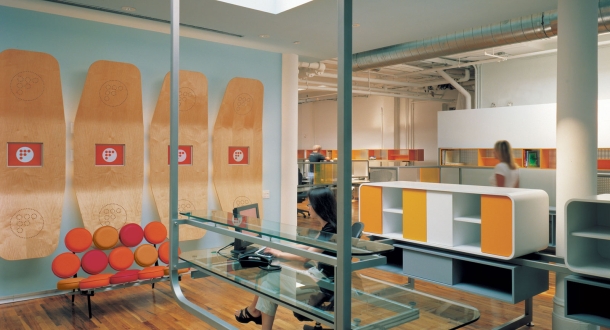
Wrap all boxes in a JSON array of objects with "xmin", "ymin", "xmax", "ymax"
[{"xmin": 254, "ymin": 246, "xmax": 273, "ymax": 258}]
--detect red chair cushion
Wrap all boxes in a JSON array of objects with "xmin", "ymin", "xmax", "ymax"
[
  {"xmin": 143, "ymin": 222, "xmax": 167, "ymax": 244},
  {"xmin": 65, "ymin": 228, "xmax": 92, "ymax": 253},
  {"xmin": 52, "ymin": 252, "xmax": 81, "ymax": 278},
  {"xmin": 134, "ymin": 244, "xmax": 158, "ymax": 267},
  {"xmin": 57, "ymin": 277, "xmax": 84, "ymax": 290},
  {"xmin": 108, "ymin": 246, "xmax": 134, "ymax": 271},
  {"xmin": 119, "ymin": 223, "xmax": 144, "ymax": 247},
  {"xmin": 138, "ymin": 266, "xmax": 165, "ymax": 280},
  {"xmin": 158, "ymin": 241, "xmax": 182, "ymax": 265},
  {"xmin": 109, "ymin": 270, "xmax": 140, "ymax": 284},
  {"xmin": 79, "ymin": 274, "xmax": 112, "ymax": 290},
  {"xmin": 81, "ymin": 250, "xmax": 108, "ymax": 275},
  {"xmin": 92, "ymin": 226, "xmax": 119, "ymax": 250}
]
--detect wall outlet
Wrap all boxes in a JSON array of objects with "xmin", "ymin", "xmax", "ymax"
[{"xmin": 262, "ymin": 190, "xmax": 270, "ymax": 199}]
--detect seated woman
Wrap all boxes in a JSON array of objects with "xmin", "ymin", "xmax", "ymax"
[{"xmin": 234, "ymin": 187, "xmax": 337, "ymax": 330}]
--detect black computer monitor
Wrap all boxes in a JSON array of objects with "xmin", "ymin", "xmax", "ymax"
[{"xmin": 231, "ymin": 203, "xmax": 260, "ymax": 255}]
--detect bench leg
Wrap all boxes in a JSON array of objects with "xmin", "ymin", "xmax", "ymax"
[
  {"xmin": 87, "ymin": 293, "xmax": 92, "ymax": 319},
  {"xmin": 71, "ymin": 289, "xmax": 75, "ymax": 304}
]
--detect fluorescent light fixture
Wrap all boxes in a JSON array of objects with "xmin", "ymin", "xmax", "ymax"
[
  {"xmin": 218, "ymin": 0, "xmax": 313, "ymax": 14},
  {"xmin": 298, "ymin": 88, "xmax": 306, "ymax": 90}
]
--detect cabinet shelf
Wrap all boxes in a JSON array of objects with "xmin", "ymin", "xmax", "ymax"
[
  {"xmin": 572, "ymin": 225, "xmax": 610, "ymax": 240},
  {"xmin": 454, "ymin": 216, "xmax": 481, "ymax": 224},
  {"xmin": 454, "ymin": 242, "xmax": 482, "ymax": 254},
  {"xmin": 383, "ymin": 207, "xmax": 403, "ymax": 214}
]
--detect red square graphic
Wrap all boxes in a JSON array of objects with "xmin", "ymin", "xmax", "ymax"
[
  {"xmin": 95, "ymin": 144, "xmax": 125, "ymax": 166},
  {"xmin": 167, "ymin": 145, "xmax": 193, "ymax": 165},
  {"xmin": 228, "ymin": 146, "xmax": 249, "ymax": 165},
  {"xmin": 7, "ymin": 143, "xmax": 43, "ymax": 167}
]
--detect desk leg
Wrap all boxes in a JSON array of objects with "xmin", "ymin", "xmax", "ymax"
[
  {"xmin": 492, "ymin": 297, "xmax": 533, "ymax": 330},
  {"xmin": 404, "ymin": 277, "xmax": 415, "ymax": 290}
]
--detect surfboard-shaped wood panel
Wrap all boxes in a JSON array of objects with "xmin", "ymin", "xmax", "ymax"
[
  {"xmin": 150, "ymin": 71, "xmax": 208, "ymax": 241},
  {"xmin": 73, "ymin": 60, "xmax": 143, "ymax": 233},
  {"xmin": 0, "ymin": 49, "xmax": 65, "ymax": 260},
  {"xmin": 213, "ymin": 78, "xmax": 263, "ymax": 217}
]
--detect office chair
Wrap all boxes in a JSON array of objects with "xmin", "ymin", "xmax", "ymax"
[
  {"xmin": 297, "ymin": 169, "xmax": 310, "ymax": 218},
  {"xmin": 300, "ymin": 222, "xmax": 365, "ymax": 330}
]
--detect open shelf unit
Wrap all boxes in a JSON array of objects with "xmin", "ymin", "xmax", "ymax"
[
  {"xmin": 297, "ymin": 148, "xmax": 424, "ymax": 161},
  {"xmin": 565, "ymin": 275, "xmax": 610, "ymax": 327},
  {"xmin": 566, "ymin": 194, "xmax": 610, "ymax": 278},
  {"xmin": 359, "ymin": 181, "xmax": 549, "ymax": 260},
  {"xmin": 440, "ymin": 147, "xmax": 610, "ymax": 170},
  {"xmin": 398, "ymin": 244, "xmax": 548, "ymax": 303}
]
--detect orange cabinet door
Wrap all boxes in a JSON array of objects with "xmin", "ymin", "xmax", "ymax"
[
  {"xmin": 481, "ymin": 195, "xmax": 513, "ymax": 257},
  {"xmin": 360, "ymin": 186, "xmax": 382, "ymax": 234},
  {"xmin": 403, "ymin": 189, "xmax": 427, "ymax": 242}
]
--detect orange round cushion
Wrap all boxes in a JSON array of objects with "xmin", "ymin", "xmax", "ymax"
[
  {"xmin": 138, "ymin": 266, "xmax": 165, "ymax": 280},
  {"xmin": 110, "ymin": 270, "xmax": 140, "ymax": 284},
  {"xmin": 52, "ymin": 252, "xmax": 81, "ymax": 278},
  {"xmin": 93, "ymin": 226, "xmax": 119, "ymax": 250},
  {"xmin": 57, "ymin": 277, "xmax": 84, "ymax": 290},
  {"xmin": 158, "ymin": 241, "xmax": 181, "ymax": 265},
  {"xmin": 134, "ymin": 244, "xmax": 158, "ymax": 267},
  {"xmin": 81, "ymin": 250, "xmax": 108, "ymax": 275},
  {"xmin": 65, "ymin": 228, "xmax": 92, "ymax": 253},
  {"xmin": 144, "ymin": 222, "xmax": 167, "ymax": 244},
  {"xmin": 164, "ymin": 267, "xmax": 189, "ymax": 276},
  {"xmin": 119, "ymin": 223, "xmax": 144, "ymax": 247},
  {"xmin": 79, "ymin": 274, "xmax": 112, "ymax": 290},
  {"xmin": 108, "ymin": 247, "xmax": 134, "ymax": 271}
]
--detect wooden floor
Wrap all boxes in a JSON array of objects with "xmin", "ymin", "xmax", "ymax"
[{"xmin": 1, "ymin": 200, "xmax": 559, "ymax": 329}]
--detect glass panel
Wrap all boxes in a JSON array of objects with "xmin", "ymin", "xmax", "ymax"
[
  {"xmin": 181, "ymin": 210, "xmax": 393, "ymax": 255},
  {"xmin": 181, "ymin": 248, "xmax": 479, "ymax": 329}
]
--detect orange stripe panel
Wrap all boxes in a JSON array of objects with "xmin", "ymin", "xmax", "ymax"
[
  {"xmin": 360, "ymin": 186, "xmax": 382, "ymax": 234},
  {"xmin": 403, "ymin": 189, "xmax": 426, "ymax": 242},
  {"xmin": 419, "ymin": 168, "xmax": 440, "ymax": 183},
  {"xmin": 481, "ymin": 195, "xmax": 513, "ymax": 257}
]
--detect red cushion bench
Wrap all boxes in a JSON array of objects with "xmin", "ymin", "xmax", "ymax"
[{"xmin": 52, "ymin": 222, "xmax": 188, "ymax": 318}]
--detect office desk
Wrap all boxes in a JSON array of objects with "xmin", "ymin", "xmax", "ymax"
[
  {"xmin": 181, "ymin": 247, "xmax": 480, "ymax": 329},
  {"xmin": 172, "ymin": 210, "xmax": 479, "ymax": 329}
]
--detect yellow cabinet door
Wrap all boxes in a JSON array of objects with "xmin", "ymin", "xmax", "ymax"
[
  {"xmin": 403, "ymin": 189, "xmax": 427, "ymax": 242},
  {"xmin": 481, "ymin": 195, "xmax": 513, "ymax": 257},
  {"xmin": 359, "ymin": 186, "xmax": 382, "ymax": 234}
]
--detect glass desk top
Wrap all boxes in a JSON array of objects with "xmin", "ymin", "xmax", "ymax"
[
  {"xmin": 181, "ymin": 248, "xmax": 480, "ymax": 329},
  {"xmin": 181, "ymin": 209, "xmax": 393, "ymax": 256}
]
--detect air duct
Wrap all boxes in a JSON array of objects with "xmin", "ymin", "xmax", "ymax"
[{"xmin": 353, "ymin": 0, "xmax": 610, "ymax": 71}]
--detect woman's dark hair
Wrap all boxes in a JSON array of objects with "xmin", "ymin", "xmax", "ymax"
[{"xmin": 308, "ymin": 187, "xmax": 337, "ymax": 228}]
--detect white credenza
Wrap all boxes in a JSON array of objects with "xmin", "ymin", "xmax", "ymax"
[{"xmin": 359, "ymin": 181, "xmax": 549, "ymax": 260}]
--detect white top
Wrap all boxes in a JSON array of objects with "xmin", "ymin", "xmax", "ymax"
[{"xmin": 492, "ymin": 162, "xmax": 520, "ymax": 188}]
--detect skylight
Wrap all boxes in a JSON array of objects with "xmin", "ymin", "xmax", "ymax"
[{"xmin": 218, "ymin": 0, "xmax": 313, "ymax": 14}]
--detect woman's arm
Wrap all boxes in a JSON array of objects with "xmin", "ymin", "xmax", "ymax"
[
  {"xmin": 264, "ymin": 246, "xmax": 323, "ymax": 263},
  {"xmin": 495, "ymin": 174, "xmax": 505, "ymax": 187}
]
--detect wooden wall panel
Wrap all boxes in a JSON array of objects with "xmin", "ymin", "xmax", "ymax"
[
  {"xmin": 0, "ymin": 49, "xmax": 65, "ymax": 260},
  {"xmin": 150, "ymin": 71, "xmax": 207, "ymax": 241},
  {"xmin": 73, "ymin": 60, "xmax": 143, "ymax": 233},
  {"xmin": 212, "ymin": 78, "xmax": 263, "ymax": 216}
]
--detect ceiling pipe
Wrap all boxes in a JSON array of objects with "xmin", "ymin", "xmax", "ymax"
[
  {"xmin": 300, "ymin": 80, "xmax": 432, "ymax": 97},
  {"xmin": 352, "ymin": 0, "xmax": 610, "ymax": 71},
  {"xmin": 314, "ymin": 72, "xmax": 424, "ymax": 87},
  {"xmin": 437, "ymin": 70, "xmax": 471, "ymax": 109},
  {"xmin": 298, "ymin": 61, "xmax": 326, "ymax": 78},
  {"xmin": 298, "ymin": 85, "xmax": 451, "ymax": 102}
]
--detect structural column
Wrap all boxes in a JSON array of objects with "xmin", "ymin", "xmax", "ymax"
[
  {"xmin": 280, "ymin": 54, "xmax": 299, "ymax": 227},
  {"xmin": 554, "ymin": 0, "xmax": 598, "ymax": 329}
]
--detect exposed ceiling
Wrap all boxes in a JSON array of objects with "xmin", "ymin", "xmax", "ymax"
[
  {"xmin": 27, "ymin": 0, "xmax": 610, "ymax": 104},
  {"xmin": 39, "ymin": 0, "xmax": 559, "ymax": 61}
]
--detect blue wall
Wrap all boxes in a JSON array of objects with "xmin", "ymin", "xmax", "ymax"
[{"xmin": 0, "ymin": 6, "xmax": 282, "ymax": 297}]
